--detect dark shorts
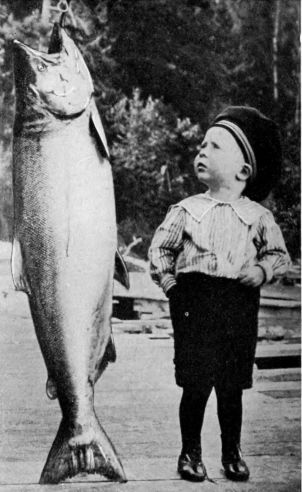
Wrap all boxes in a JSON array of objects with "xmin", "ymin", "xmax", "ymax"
[{"xmin": 169, "ymin": 273, "xmax": 260, "ymax": 391}]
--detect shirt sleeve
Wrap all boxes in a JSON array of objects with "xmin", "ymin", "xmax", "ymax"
[
  {"xmin": 255, "ymin": 212, "xmax": 291, "ymax": 283},
  {"xmin": 148, "ymin": 205, "xmax": 185, "ymax": 294}
]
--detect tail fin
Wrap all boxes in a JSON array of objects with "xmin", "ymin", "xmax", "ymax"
[{"xmin": 39, "ymin": 414, "xmax": 127, "ymax": 484}]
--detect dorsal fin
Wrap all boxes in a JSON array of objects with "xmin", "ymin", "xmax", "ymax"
[
  {"xmin": 114, "ymin": 250, "xmax": 130, "ymax": 290},
  {"xmin": 90, "ymin": 99, "xmax": 110, "ymax": 159}
]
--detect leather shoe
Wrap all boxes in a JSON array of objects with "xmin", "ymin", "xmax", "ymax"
[
  {"xmin": 177, "ymin": 453, "xmax": 207, "ymax": 482},
  {"xmin": 222, "ymin": 445, "xmax": 250, "ymax": 481}
]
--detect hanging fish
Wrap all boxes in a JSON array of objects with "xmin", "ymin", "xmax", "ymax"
[{"xmin": 12, "ymin": 22, "xmax": 127, "ymax": 484}]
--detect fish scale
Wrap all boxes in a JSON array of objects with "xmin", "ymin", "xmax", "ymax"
[{"xmin": 12, "ymin": 23, "xmax": 127, "ymax": 484}]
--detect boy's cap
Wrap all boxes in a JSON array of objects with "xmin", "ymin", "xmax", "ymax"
[{"xmin": 210, "ymin": 105, "xmax": 282, "ymax": 202}]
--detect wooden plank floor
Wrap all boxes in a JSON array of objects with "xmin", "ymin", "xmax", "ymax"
[
  {"xmin": 0, "ymin": 259, "xmax": 300, "ymax": 491},
  {"xmin": 0, "ymin": 328, "xmax": 300, "ymax": 490}
]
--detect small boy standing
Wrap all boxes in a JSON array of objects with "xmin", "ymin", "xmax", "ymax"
[{"xmin": 149, "ymin": 106, "xmax": 291, "ymax": 482}]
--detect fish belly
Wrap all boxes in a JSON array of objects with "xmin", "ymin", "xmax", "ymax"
[{"xmin": 13, "ymin": 121, "xmax": 116, "ymax": 408}]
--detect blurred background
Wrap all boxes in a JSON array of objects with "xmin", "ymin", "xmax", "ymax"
[{"xmin": 0, "ymin": 0, "xmax": 300, "ymax": 261}]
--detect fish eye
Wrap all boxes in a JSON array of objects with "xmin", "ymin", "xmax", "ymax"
[{"xmin": 37, "ymin": 62, "xmax": 47, "ymax": 72}]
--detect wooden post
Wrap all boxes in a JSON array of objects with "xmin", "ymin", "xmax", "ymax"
[
  {"xmin": 273, "ymin": 0, "xmax": 281, "ymax": 103},
  {"xmin": 41, "ymin": 0, "xmax": 51, "ymax": 23}
]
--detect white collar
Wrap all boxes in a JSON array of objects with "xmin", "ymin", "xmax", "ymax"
[{"xmin": 178, "ymin": 193, "xmax": 267, "ymax": 225}]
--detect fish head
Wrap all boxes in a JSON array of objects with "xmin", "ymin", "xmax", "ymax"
[{"xmin": 13, "ymin": 23, "xmax": 94, "ymax": 118}]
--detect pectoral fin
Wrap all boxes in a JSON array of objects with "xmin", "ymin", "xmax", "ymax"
[
  {"xmin": 114, "ymin": 250, "xmax": 130, "ymax": 290},
  {"xmin": 90, "ymin": 99, "xmax": 110, "ymax": 159},
  {"xmin": 11, "ymin": 238, "xmax": 31, "ymax": 294},
  {"xmin": 94, "ymin": 333, "xmax": 117, "ymax": 384}
]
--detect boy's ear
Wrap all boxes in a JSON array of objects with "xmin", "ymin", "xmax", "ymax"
[{"xmin": 237, "ymin": 163, "xmax": 252, "ymax": 182}]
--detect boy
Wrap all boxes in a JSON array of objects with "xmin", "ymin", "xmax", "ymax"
[{"xmin": 149, "ymin": 106, "xmax": 290, "ymax": 482}]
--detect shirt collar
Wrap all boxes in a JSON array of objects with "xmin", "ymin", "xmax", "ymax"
[{"xmin": 179, "ymin": 192, "xmax": 266, "ymax": 225}]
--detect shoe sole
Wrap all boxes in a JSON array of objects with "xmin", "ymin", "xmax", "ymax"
[
  {"xmin": 178, "ymin": 470, "xmax": 206, "ymax": 482},
  {"xmin": 224, "ymin": 470, "xmax": 250, "ymax": 482}
]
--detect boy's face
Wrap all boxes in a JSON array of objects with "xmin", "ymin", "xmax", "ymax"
[{"xmin": 194, "ymin": 126, "xmax": 246, "ymax": 189}]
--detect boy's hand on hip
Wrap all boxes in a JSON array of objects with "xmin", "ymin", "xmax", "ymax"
[
  {"xmin": 166, "ymin": 285, "xmax": 178, "ymax": 299},
  {"xmin": 238, "ymin": 266, "xmax": 265, "ymax": 287}
]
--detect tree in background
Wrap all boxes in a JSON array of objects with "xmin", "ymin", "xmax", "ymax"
[
  {"xmin": 0, "ymin": 0, "xmax": 299, "ymax": 258},
  {"xmin": 108, "ymin": 88, "xmax": 203, "ymax": 256},
  {"xmin": 106, "ymin": 0, "xmax": 221, "ymax": 124},
  {"xmin": 73, "ymin": 0, "xmax": 301, "ymax": 258}
]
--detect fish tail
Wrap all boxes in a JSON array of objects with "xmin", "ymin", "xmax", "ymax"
[{"xmin": 39, "ymin": 415, "xmax": 127, "ymax": 484}]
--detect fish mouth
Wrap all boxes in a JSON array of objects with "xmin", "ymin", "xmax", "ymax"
[
  {"xmin": 48, "ymin": 23, "xmax": 63, "ymax": 54},
  {"xmin": 13, "ymin": 39, "xmax": 61, "ymax": 64},
  {"xmin": 13, "ymin": 23, "xmax": 64, "ymax": 61}
]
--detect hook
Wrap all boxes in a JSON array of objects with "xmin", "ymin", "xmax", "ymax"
[
  {"xmin": 49, "ymin": 0, "xmax": 69, "ymax": 13},
  {"xmin": 57, "ymin": 0, "xmax": 69, "ymax": 12},
  {"xmin": 57, "ymin": 1, "xmax": 72, "ymax": 27}
]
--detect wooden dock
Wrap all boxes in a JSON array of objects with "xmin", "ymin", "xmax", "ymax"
[
  {"xmin": 0, "ymin": 315, "xmax": 300, "ymax": 491},
  {"xmin": 0, "ymin": 250, "xmax": 300, "ymax": 491}
]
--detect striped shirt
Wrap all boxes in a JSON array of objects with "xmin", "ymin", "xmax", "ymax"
[{"xmin": 149, "ymin": 193, "xmax": 291, "ymax": 294}]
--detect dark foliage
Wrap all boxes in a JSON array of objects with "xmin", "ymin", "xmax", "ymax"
[{"xmin": 0, "ymin": 0, "xmax": 300, "ymax": 258}]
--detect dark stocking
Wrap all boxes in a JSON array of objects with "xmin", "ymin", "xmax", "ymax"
[
  {"xmin": 215, "ymin": 386, "xmax": 243, "ymax": 456},
  {"xmin": 179, "ymin": 386, "xmax": 212, "ymax": 456}
]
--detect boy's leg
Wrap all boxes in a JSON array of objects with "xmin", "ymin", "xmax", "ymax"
[
  {"xmin": 215, "ymin": 385, "xmax": 250, "ymax": 481},
  {"xmin": 177, "ymin": 385, "xmax": 212, "ymax": 482},
  {"xmin": 179, "ymin": 385, "xmax": 211, "ymax": 454}
]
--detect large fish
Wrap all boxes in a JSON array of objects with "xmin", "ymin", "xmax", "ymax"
[{"xmin": 12, "ymin": 23, "xmax": 128, "ymax": 484}]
